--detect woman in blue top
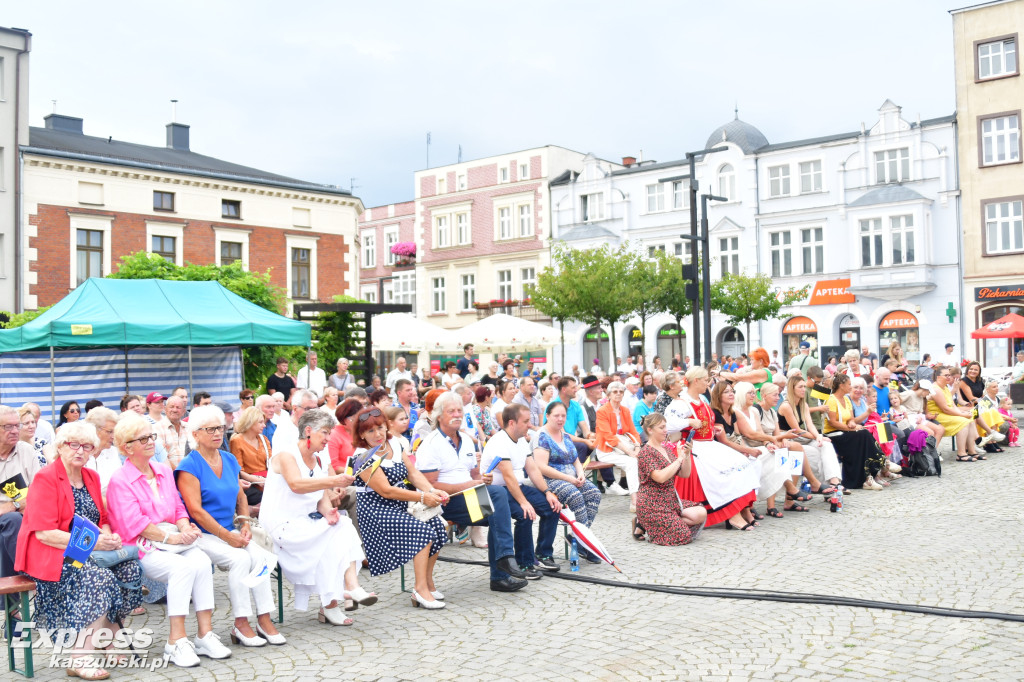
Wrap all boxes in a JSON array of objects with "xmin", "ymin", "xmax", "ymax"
[
  {"xmin": 534, "ymin": 401, "xmax": 601, "ymax": 531},
  {"xmin": 176, "ymin": 405, "xmax": 285, "ymax": 649}
]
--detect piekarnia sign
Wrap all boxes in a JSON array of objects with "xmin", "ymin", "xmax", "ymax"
[{"xmin": 975, "ymin": 286, "xmax": 1024, "ymax": 301}]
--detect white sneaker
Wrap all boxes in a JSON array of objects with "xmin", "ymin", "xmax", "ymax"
[
  {"xmin": 978, "ymin": 433, "xmax": 994, "ymax": 446},
  {"xmin": 991, "ymin": 432, "xmax": 1006, "ymax": 443},
  {"xmin": 164, "ymin": 638, "xmax": 201, "ymax": 668},
  {"xmin": 862, "ymin": 476, "xmax": 883, "ymax": 491},
  {"xmin": 605, "ymin": 483, "xmax": 629, "ymax": 496},
  {"xmin": 194, "ymin": 631, "xmax": 232, "ymax": 660}
]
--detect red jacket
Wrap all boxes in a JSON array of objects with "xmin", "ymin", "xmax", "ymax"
[
  {"xmin": 15, "ymin": 458, "xmax": 106, "ymax": 582},
  {"xmin": 594, "ymin": 402, "xmax": 640, "ymax": 453}
]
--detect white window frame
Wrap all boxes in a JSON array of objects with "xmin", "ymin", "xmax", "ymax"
[
  {"xmin": 874, "ymin": 148, "xmax": 910, "ymax": 184},
  {"xmin": 69, "ymin": 214, "xmax": 112, "ymax": 289},
  {"xmin": 799, "ymin": 160, "xmax": 822, "ymax": 193},
  {"xmin": 494, "ymin": 194, "xmax": 532, "ymax": 240},
  {"xmin": 384, "ymin": 227, "xmax": 399, "ymax": 265},
  {"xmin": 672, "ymin": 180, "xmax": 686, "ymax": 209},
  {"xmin": 520, "ymin": 266, "xmax": 536, "ymax": 299},
  {"xmin": 500, "ymin": 166, "xmax": 509, "ymax": 183},
  {"xmin": 718, "ymin": 236, "xmax": 740, "ymax": 277},
  {"xmin": 647, "ymin": 244, "xmax": 666, "ymax": 259},
  {"xmin": 859, "ymin": 218, "xmax": 884, "ymax": 267},
  {"xmin": 361, "ymin": 231, "xmax": 376, "ymax": 268},
  {"xmin": 581, "ymin": 193, "xmax": 604, "ymax": 222},
  {"xmin": 360, "ymin": 286, "xmax": 377, "ymax": 304},
  {"xmin": 497, "ymin": 269, "xmax": 513, "ymax": 301},
  {"xmin": 800, "ymin": 227, "xmax": 823, "ymax": 275},
  {"xmin": 431, "ymin": 275, "xmax": 447, "ymax": 313},
  {"xmin": 718, "ymin": 164, "xmax": 735, "ymax": 201},
  {"xmin": 498, "ymin": 207, "xmax": 513, "ymax": 239},
  {"xmin": 457, "ymin": 173, "xmax": 467, "ymax": 191},
  {"xmin": 890, "ymin": 215, "xmax": 915, "ymax": 265},
  {"xmin": 769, "ymin": 231, "xmax": 793, "ymax": 277},
  {"xmin": 981, "ymin": 113, "xmax": 1021, "ymax": 166},
  {"xmin": 518, "ymin": 204, "xmax": 532, "ymax": 238},
  {"xmin": 646, "ymin": 183, "xmax": 665, "ymax": 212},
  {"xmin": 286, "ymin": 234, "xmax": 319, "ymax": 301},
  {"xmin": 519, "ymin": 163, "xmax": 529, "ymax": 180},
  {"xmin": 145, "ymin": 220, "xmax": 184, "ymax": 267},
  {"xmin": 768, "ymin": 165, "xmax": 791, "ymax": 197},
  {"xmin": 456, "ymin": 212, "xmax": 471, "ymax": 245},
  {"xmin": 213, "ymin": 226, "xmax": 250, "ymax": 268},
  {"xmin": 437, "ymin": 177, "xmax": 446, "ymax": 194},
  {"xmin": 394, "ymin": 271, "xmax": 416, "ymax": 313},
  {"xmin": 460, "ymin": 273, "xmax": 476, "ymax": 312},
  {"xmin": 984, "ymin": 199, "xmax": 1024, "ymax": 255},
  {"xmin": 435, "ymin": 215, "xmax": 450, "ymax": 248},
  {"xmin": 673, "ymin": 241, "xmax": 693, "ymax": 264},
  {"xmin": 978, "ymin": 37, "xmax": 1018, "ymax": 80}
]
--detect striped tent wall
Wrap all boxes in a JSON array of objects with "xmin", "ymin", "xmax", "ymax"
[{"xmin": 0, "ymin": 346, "xmax": 242, "ymax": 422}]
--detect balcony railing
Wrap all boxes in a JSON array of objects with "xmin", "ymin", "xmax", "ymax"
[{"xmin": 474, "ymin": 301, "xmax": 550, "ymax": 322}]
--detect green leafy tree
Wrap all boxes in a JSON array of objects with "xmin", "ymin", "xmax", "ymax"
[
  {"xmin": 652, "ymin": 253, "xmax": 702, "ymax": 360},
  {"xmin": 582, "ymin": 243, "xmax": 634, "ymax": 364},
  {"xmin": 530, "ymin": 245, "xmax": 587, "ymax": 370},
  {"xmin": 628, "ymin": 250, "xmax": 672, "ymax": 361},
  {"xmin": 1, "ymin": 306, "xmax": 52, "ymax": 329},
  {"xmin": 710, "ymin": 272, "xmax": 809, "ymax": 353}
]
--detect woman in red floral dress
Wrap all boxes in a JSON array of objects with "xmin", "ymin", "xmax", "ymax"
[{"xmin": 634, "ymin": 413, "xmax": 707, "ymax": 545}]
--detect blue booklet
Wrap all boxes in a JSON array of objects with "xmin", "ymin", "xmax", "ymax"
[{"xmin": 64, "ymin": 514, "xmax": 102, "ymax": 568}]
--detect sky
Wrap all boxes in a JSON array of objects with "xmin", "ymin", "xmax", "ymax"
[{"xmin": 7, "ymin": 0, "xmax": 958, "ymax": 208}]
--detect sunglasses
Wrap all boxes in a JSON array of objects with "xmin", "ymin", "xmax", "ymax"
[
  {"xmin": 358, "ymin": 408, "xmax": 383, "ymax": 422},
  {"xmin": 67, "ymin": 408, "xmax": 80, "ymax": 413}
]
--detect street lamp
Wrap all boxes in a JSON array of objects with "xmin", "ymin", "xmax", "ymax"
[{"xmin": 700, "ymin": 193, "xmax": 728, "ymax": 363}]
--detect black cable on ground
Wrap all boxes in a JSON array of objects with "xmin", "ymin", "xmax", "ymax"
[{"xmin": 436, "ymin": 556, "xmax": 1024, "ymax": 624}]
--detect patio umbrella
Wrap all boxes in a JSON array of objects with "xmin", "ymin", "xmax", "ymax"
[
  {"xmin": 370, "ymin": 313, "xmax": 464, "ymax": 353},
  {"xmin": 558, "ymin": 508, "xmax": 621, "ymax": 573},
  {"xmin": 970, "ymin": 313, "xmax": 1024, "ymax": 339},
  {"xmin": 457, "ymin": 313, "xmax": 576, "ymax": 352}
]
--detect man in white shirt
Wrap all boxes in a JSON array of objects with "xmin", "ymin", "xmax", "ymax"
[
  {"xmin": 385, "ymin": 356, "xmax": 413, "ymax": 399},
  {"xmin": 0, "ymin": 404, "xmax": 40, "ymax": 581},
  {"xmin": 417, "ymin": 392, "xmax": 527, "ymax": 592},
  {"xmin": 296, "ymin": 350, "xmax": 328, "ymax": 397},
  {"xmin": 1013, "ymin": 350, "xmax": 1024, "ymax": 381},
  {"xmin": 163, "ymin": 396, "xmax": 193, "ymax": 468},
  {"xmin": 941, "ymin": 343, "xmax": 960, "ymax": 368},
  {"xmin": 480, "ymin": 403, "xmax": 562, "ymax": 576},
  {"xmin": 271, "ymin": 389, "xmax": 318, "ymax": 456},
  {"xmin": 622, "ymin": 377, "xmax": 641, "ymax": 411}
]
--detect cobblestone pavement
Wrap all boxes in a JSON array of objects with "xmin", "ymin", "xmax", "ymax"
[{"xmin": 14, "ymin": 436, "xmax": 1024, "ymax": 681}]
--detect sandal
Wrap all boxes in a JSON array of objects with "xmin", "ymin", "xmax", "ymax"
[
  {"xmin": 783, "ymin": 503, "xmax": 810, "ymax": 512},
  {"xmin": 765, "ymin": 508, "xmax": 784, "ymax": 518},
  {"xmin": 631, "ymin": 518, "xmax": 646, "ymax": 541},
  {"xmin": 749, "ymin": 509, "xmax": 765, "ymax": 521},
  {"xmin": 786, "ymin": 491, "xmax": 813, "ymax": 502},
  {"xmin": 725, "ymin": 520, "xmax": 754, "ymax": 531},
  {"xmin": 810, "ymin": 484, "xmax": 838, "ymax": 496},
  {"xmin": 973, "ymin": 454, "xmax": 988, "ymax": 461},
  {"xmin": 955, "ymin": 455, "xmax": 976, "ymax": 462}
]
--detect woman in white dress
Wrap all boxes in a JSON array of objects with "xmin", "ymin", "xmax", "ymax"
[{"xmin": 259, "ymin": 409, "xmax": 373, "ymax": 627}]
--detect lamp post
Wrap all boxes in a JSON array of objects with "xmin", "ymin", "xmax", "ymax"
[{"xmin": 700, "ymin": 193, "xmax": 728, "ymax": 363}]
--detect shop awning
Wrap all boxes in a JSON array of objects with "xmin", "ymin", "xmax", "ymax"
[
  {"xmin": 783, "ymin": 316, "xmax": 817, "ymax": 334},
  {"xmin": 970, "ymin": 313, "xmax": 1024, "ymax": 339},
  {"xmin": 879, "ymin": 310, "xmax": 919, "ymax": 330}
]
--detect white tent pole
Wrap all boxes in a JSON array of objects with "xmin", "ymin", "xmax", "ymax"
[
  {"xmin": 49, "ymin": 345, "xmax": 56, "ymax": 420},
  {"xmin": 187, "ymin": 346, "xmax": 194, "ymax": 398}
]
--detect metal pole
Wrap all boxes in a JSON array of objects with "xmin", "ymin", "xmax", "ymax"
[
  {"xmin": 124, "ymin": 347, "xmax": 130, "ymax": 394},
  {"xmin": 701, "ymin": 195, "xmax": 713, "ymax": 363},
  {"xmin": 49, "ymin": 346, "xmax": 56, "ymax": 421},
  {"xmin": 364, "ymin": 313, "xmax": 374, "ymax": 385},
  {"xmin": 687, "ymin": 153, "xmax": 701, "ymax": 365},
  {"xmin": 187, "ymin": 346, "xmax": 194, "ymax": 398}
]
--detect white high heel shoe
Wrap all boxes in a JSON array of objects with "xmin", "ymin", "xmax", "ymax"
[
  {"xmin": 430, "ymin": 590, "xmax": 445, "ymax": 600},
  {"xmin": 255, "ymin": 623, "xmax": 287, "ymax": 646},
  {"xmin": 318, "ymin": 606, "xmax": 354, "ymax": 626},
  {"xmin": 345, "ymin": 587, "xmax": 379, "ymax": 607},
  {"xmin": 411, "ymin": 590, "xmax": 446, "ymax": 609},
  {"xmin": 230, "ymin": 627, "xmax": 267, "ymax": 647}
]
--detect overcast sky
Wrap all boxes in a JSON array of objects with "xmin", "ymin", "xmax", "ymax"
[{"xmin": 8, "ymin": 1, "xmax": 957, "ymax": 208}]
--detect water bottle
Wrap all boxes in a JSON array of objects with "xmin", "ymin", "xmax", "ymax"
[
  {"xmin": 569, "ymin": 537, "xmax": 580, "ymax": 572},
  {"xmin": 801, "ymin": 478, "xmax": 811, "ymax": 496},
  {"xmin": 830, "ymin": 485, "xmax": 844, "ymax": 513}
]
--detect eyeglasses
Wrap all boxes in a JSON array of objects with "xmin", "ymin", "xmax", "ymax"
[
  {"xmin": 96, "ymin": 425, "xmax": 113, "ymax": 435},
  {"xmin": 126, "ymin": 433, "xmax": 158, "ymax": 446},
  {"xmin": 63, "ymin": 441, "xmax": 96, "ymax": 453},
  {"xmin": 199, "ymin": 426, "xmax": 225, "ymax": 434},
  {"xmin": 242, "ymin": 396, "xmax": 254, "ymax": 401},
  {"xmin": 1, "ymin": 423, "xmax": 21, "ymax": 432},
  {"xmin": 358, "ymin": 408, "xmax": 383, "ymax": 422},
  {"xmin": 67, "ymin": 408, "xmax": 80, "ymax": 414}
]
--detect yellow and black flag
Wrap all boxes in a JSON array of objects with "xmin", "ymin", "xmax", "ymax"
[
  {"xmin": 460, "ymin": 484, "xmax": 494, "ymax": 523},
  {"xmin": 810, "ymin": 385, "xmax": 832, "ymax": 403},
  {"xmin": 1, "ymin": 473, "xmax": 27, "ymax": 502},
  {"xmin": 872, "ymin": 422, "xmax": 894, "ymax": 445}
]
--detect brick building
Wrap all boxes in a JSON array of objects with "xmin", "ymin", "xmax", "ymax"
[{"xmin": 21, "ymin": 114, "xmax": 363, "ymax": 311}]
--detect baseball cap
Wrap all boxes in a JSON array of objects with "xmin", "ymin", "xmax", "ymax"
[
  {"xmin": 917, "ymin": 379, "xmax": 933, "ymax": 390},
  {"xmin": 945, "ymin": 343, "xmax": 955, "ymax": 349},
  {"xmin": 214, "ymin": 401, "xmax": 236, "ymax": 414},
  {"xmin": 146, "ymin": 391, "xmax": 166, "ymax": 404},
  {"xmin": 799, "ymin": 341, "xmax": 811, "ymax": 349},
  {"xmin": 625, "ymin": 377, "xmax": 640, "ymax": 386}
]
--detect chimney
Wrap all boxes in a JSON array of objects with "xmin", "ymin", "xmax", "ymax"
[
  {"xmin": 44, "ymin": 113, "xmax": 83, "ymax": 134},
  {"xmin": 621, "ymin": 156, "xmax": 636, "ymax": 168},
  {"xmin": 166, "ymin": 122, "xmax": 190, "ymax": 151}
]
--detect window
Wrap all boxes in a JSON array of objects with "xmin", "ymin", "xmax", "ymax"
[
  {"xmin": 874, "ymin": 149, "xmax": 910, "ymax": 184},
  {"xmin": 890, "ymin": 215, "xmax": 915, "ymax": 265},
  {"xmin": 460, "ymin": 274, "xmax": 476, "ymax": 312},
  {"xmin": 431, "ymin": 276, "xmax": 446, "ymax": 313},
  {"xmin": 436, "ymin": 215, "xmax": 450, "ymax": 248},
  {"xmin": 457, "ymin": 174, "xmax": 467, "ymax": 190},
  {"xmin": 519, "ymin": 163, "xmax": 529, "ymax": 180},
  {"xmin": 222, "ymin": 199, "xmax": 241, "ymax": 219},
  {"xmin": 674, "ymin": 241, "xmax": 693, "ymax": 264},
  {"xmin": 497, "ymin": 270, "xmax": 513, "ymax": 301},
  {"xmin": 981, "ymin": 114, "xmax": 1021, "ymax": 166},
  {"xmin": 646, "ymin": 184, "xmax": 665, "ymax": 212},
  {"xmin": 581, "ymin": 193, "xmax": 604, "ymax": 222},
  {"xmin": 519, "ymin": 205, "xmax": 532, "ymax": 237},
  {"xmin": 151, "ymin": 235, "xmax": 176, "ymax": 262},
  {"xmin": 395, "ymin": 271, "xmax": 416, "ymax": 312},
  {"xmin": 384, "ymin": 229, "xmax": 398, "ymax": 265},
  {"xmin": 799, "ymin": 161, "xmax": 822, "ymax": 193},
  {"xmin": 769, "ymin": 232, "xmax": 792, "ymax": 277},
  {"xmin": 719, "ymin": 237, "xmax": 739, "ymax": 277},
  {"xmin": 768, "ymin": 166, "xmax": 790, "ymax": 197},
  {"xmin": 361, "ymin": 287, "xmax": 377, "ymax": 304},
  {"xmin": 500, "ymin": 167, "xmax": 509, "ymax": 183},
  {"xmin": 718, "ymin": 164, "xmax": 735, "ymax": 201},
  {"xmin": 978, "ymin": 37, "xmax": 1017, "ymax": 80},
  {"xmin": 291, "ymin": 248, "xmax": 311, "ymax": 299},
  {"xmin": 362, "ymin": 232, "xmax": 376, "ymax": 268},
  {"xmin": 456, "ymin": 213, "xmax": 470, "ymax": 244},
  {"xmin": 985, "ymin": 200, "xmax": 1024, "ymax": 254},
  {"xmin": 521, "ymin": 267, "xmax": 536, "ymax": 298},
  {"xmin": 800, "ymin": 227, "xmax": 823, "ymax": 274},
  {"xmin": 860, "ymin": 218, "xmax": 884, "ymax": 267},
  {"xmin": 220, "ymin": 241, "xmax": 243, "ymax": 265},
  {"xmin": 672, "ymin": 181, "xmax": 686, "ymax": 209},
  {"xmin": 76, "ymin": 229, "xmax": 103, "ymax": 285},
  {"xmin": 438, "ymin": 177, "xmax": 446, "ymax": 194},
  {"xmin": 647, "ymin": 244, "xmax": 666, "ymax": 258},
  {"xmin": 153, "ymin": 191, "xmax": 174, "ymax": 212},
  {"xmin": 499, "ymin": 207, "xmax": 513, "ymax": 239}
]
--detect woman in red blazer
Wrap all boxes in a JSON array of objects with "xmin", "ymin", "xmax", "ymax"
[
  {"xmin": 594, "ymin": 381, "xmax": 641, "ymax": 512},
  {"xmin": 16, "ymin": 421, "xmax": 142, "ymax": 680}
]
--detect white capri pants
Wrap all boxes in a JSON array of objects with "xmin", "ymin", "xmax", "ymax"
[
  {"xmin": 195, "ymin": 534, "xmax": 276, "ymax": 619},
  {"xmin": 140, "ymin": 545, "xmax": 214, "ymax": 618},
  {"xmin": 595, "ymin": 435, "xmax": 640, "ymax": 493},
  {"xmin": 801, "ymin": 439, "xmax": 842, "ymax": 484}
]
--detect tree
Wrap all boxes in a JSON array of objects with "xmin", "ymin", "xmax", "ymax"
[
  {"xmin": 529, "ymin": 245, "xmax": 585, "ymax": 372},
  {"xmin": 628, "ymin": 250, "xmax": 671, "ymax": 362},
  {"xmin": 651, "ymin": 252, "xmax": 702, "ymax": 360},
  {"xmin": 710, "ymin": 272, "xmax": 809, "ymax": 353},
  {"xmin": 585, "ymin": 243, "xmax": 634, "ymax": 366},
  {"xmin": 1, "ymin": 306, "xmax": 52, "ymax": 329},
  {"xmin": 107, "ymin": 252, "xmax": 291, "ymax": 390}
]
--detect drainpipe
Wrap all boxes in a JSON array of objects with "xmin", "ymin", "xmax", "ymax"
[
  {"xmin": 952, "ymin": 117, "xmax": 967, "ymax": 358},
  {"xmin": 13, "ymin": 34, "xmax": 30, "ymax": 314},
  {"xmin": 754, "ymin": 155, "xmax": 763, "ymax": 349}
]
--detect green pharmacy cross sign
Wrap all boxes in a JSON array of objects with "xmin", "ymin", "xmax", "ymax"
[{"xmin": 945, "ymin": 302, "xmax": 957, "ymax": 324}]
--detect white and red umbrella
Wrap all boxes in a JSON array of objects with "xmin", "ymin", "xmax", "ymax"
[{"xmin": 559, "ymin": 508, "xmax": 621, "ymax": 573}]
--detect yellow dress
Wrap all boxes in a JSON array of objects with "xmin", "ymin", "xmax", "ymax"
[{"xmin": 927, "ymin": 385, "xmax": 970, "ymax": 437}]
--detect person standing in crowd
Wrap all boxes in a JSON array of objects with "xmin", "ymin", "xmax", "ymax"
[
  {"xmin": 788, "ymin": 341, "xmax": 816, "ymax": 376},
  {"xmin": 391, "ymin": 378, "xmax": 420, "ymax": 440},
  {"xmin": 417, "ymin": 392, "xmax": 528, "ymax": 592},
  {"xmin": 329, "ymin": 357, "xmax": 356, "ymax": 393},
  {"xmin": 861, "ymin": 346, "xmax": 879, "ymax": 375},
  {"xmin": 296, "ymin": 350, "xmax": 328, "ymax": 398},
  {"xmin": 456, "ymin": 344, "xmax": 475, "ymax": 379},
  {"xmin": 480, "ymin": 362, "xmax": 502, "ymax": 388},
  {"xmin": 769, "ymin": 350, "xmax": 783, "ymax": 374},
  {"xmin": 266, "ymin": 357, "xmax": 297, "ymax": 399},
  {"xmin": 941, "ymin": 343, "xmax": 959, "ymax": 367},
  {"xmin": 385, "ymin": 356, "xmax": 413, "ymax": 398}
]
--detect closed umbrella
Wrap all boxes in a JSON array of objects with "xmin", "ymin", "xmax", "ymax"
[{"xmin": 558, "ymin": 508, "xmax": 621, "ymax": 573}]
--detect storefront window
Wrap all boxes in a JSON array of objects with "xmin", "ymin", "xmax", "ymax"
[
  {"xmin": 656, "ymin": 324, "xmax": 685, "ymax": 363},
  {"xmin": 720, "ymin": 327, "xmax": 745, "ymax": 360},
  {"xmin": 838, "ymin": 313, "xmax": 860, "ymax": 351},
  {"xmin": 583, "ymin": 327, "xmax": 610, "ymax": 372},
  {"xmin": 624, "ymin": 325, "xmax": 643, "ymax": 359},
  {"xmin": 878, "ymin": 310, "xmax": 920, "ymax": 366},
  {"xmin": 782, "ymin": 316, "xmax": 818, "ymax": 365},
  {"xmin": 981, "ymin": 305, "xmax": 1024, "ymax": 366}
]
